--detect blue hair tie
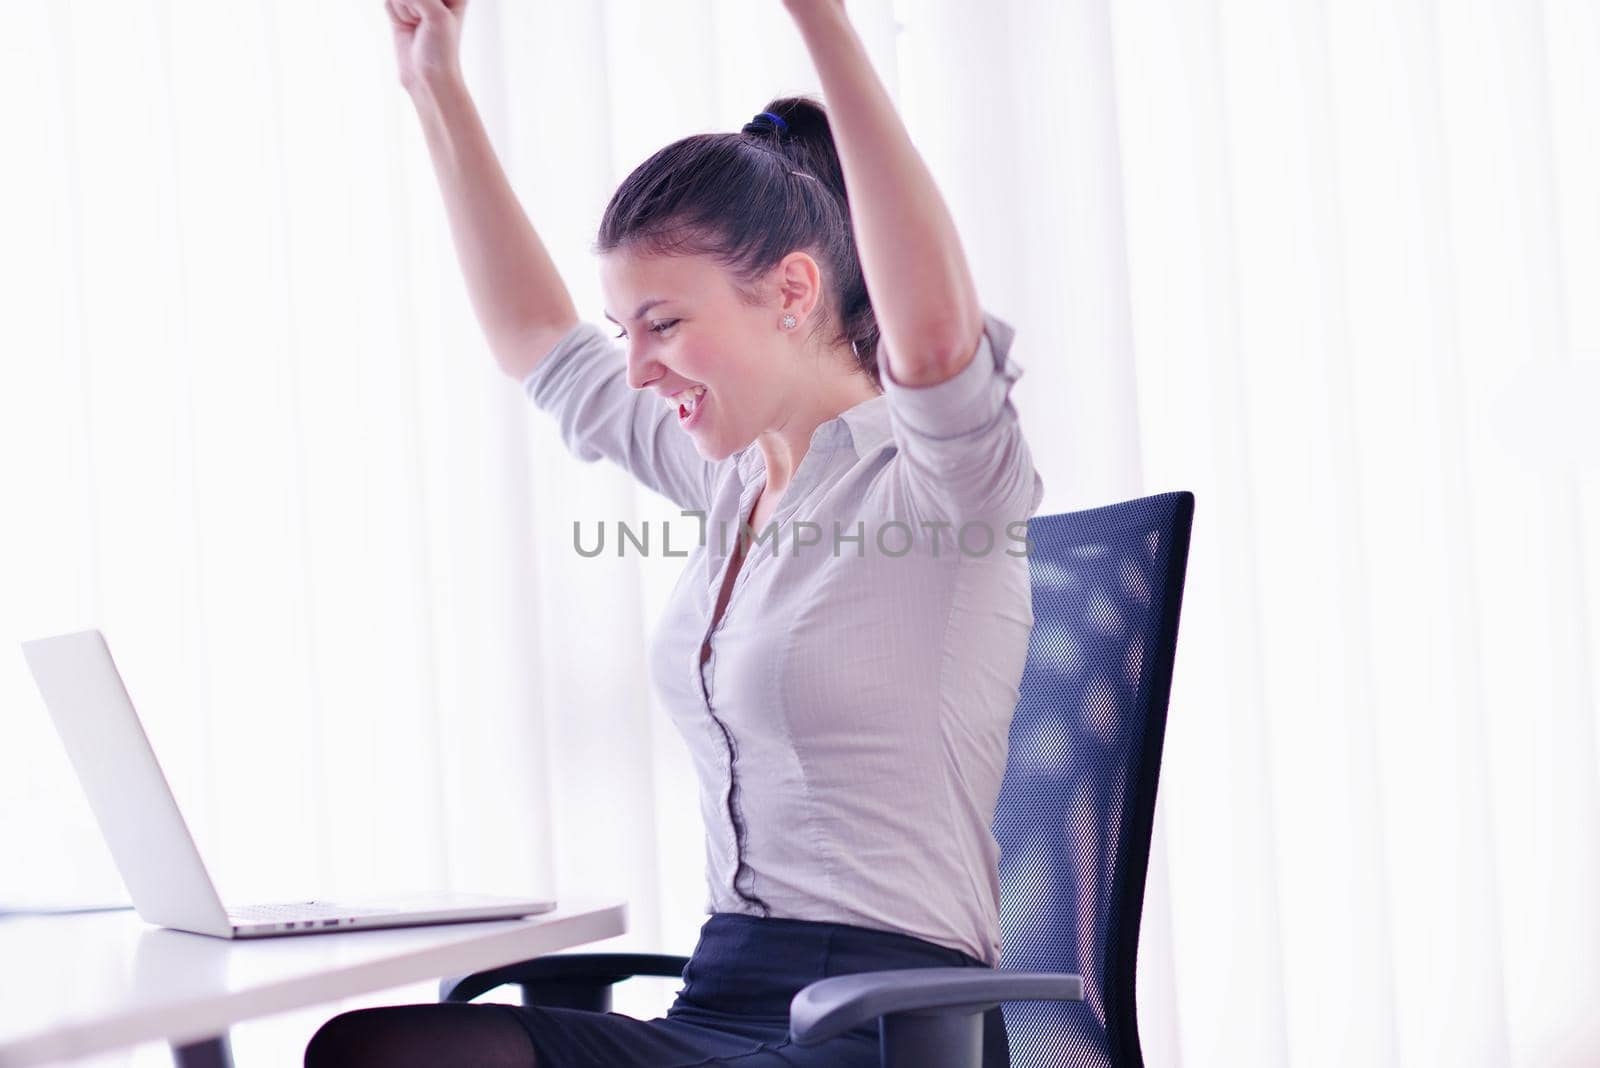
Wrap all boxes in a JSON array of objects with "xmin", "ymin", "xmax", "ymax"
[{"xmin": 757, "ymin": 111, "xmax": 788, "ymax": 133}]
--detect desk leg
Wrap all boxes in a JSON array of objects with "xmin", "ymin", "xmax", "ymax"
[{"xmin": 170, "ymin": 1034, "xmax": 234, "ymax": 1068}]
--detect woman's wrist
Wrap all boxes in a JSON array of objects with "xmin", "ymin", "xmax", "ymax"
[{"xmin": 404, "ymin": 62, "xmax": 466, "ymax": 104}]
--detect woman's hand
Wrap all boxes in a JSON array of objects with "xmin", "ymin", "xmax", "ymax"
[{"xmin": 385, "ymin": 0, "xmax": 468, "ymax": 94}]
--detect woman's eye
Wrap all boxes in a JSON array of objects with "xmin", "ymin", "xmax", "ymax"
[{"xmin": 613, "ymin": 320, "xmax": 678, "ymax": 339}]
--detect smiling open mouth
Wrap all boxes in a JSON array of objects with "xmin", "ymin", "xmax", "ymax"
[{"xmin": 673, "ymin": 385, "xmax": 708, "ymax": 428}]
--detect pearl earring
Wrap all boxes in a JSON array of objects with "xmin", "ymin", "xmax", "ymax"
[{"xmin": 781, "ymin": 314, "xmax": 797, "ymax": 330}]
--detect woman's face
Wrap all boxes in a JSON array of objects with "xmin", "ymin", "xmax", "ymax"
[{"xmin": 600, "ymin": 248, "xmax": 808, "ymax": 463}]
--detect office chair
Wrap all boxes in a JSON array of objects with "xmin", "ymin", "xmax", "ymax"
[{"xmin": 441, "ymin": 490, "xmax": 1196, "ymax": 1068}]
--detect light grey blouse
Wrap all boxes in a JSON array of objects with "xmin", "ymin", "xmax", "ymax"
[{"xmin": 523, "ymin": 310, "xmax": 1044, "ymax": 967}]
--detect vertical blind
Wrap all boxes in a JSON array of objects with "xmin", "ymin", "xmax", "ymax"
[{"xmin": 1, "ymin": 1, "xmax": 1594, "ymax": 1064}]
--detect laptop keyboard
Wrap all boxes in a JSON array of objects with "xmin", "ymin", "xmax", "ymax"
[{"xmin": 228, "ymin": 901, "xmax": 396, "ymax": 923}]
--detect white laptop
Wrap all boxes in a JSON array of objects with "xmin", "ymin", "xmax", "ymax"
[{"xmin": 19, "ymin": 628, "xmax": 556, "ymax": 939}]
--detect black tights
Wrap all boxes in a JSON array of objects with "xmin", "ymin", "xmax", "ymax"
[{"xmin": 304, "ymin": 1003, "xmax": 539, "ymax": 1067}]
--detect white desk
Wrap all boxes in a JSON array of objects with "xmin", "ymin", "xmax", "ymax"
[{"xmin": 0, "ymin": 899, "xmax": 627, "ymax": 1068}]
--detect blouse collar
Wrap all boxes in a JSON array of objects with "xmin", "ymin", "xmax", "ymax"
[{"xmin": 732, "ymin": 393, "xmax": 893, "ymax": 486}]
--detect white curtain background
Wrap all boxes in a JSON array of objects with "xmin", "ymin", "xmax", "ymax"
[{"xmin": 2, "ymin": 0, "xmax": 1596, "ymax": 1065}]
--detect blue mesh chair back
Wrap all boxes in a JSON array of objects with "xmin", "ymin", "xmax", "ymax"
[{"xmin": 994, "ymin": 491, "xmax": 1194, "ymax": 1068}]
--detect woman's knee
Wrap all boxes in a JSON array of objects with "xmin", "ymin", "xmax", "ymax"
[
  {"xmin": 304, "ymin": 1003, "xmax": 539, "ymax": 1067},
  {"xmin": 304, "ymin": 1007, "xmax": 385, "ymax": 1066}
]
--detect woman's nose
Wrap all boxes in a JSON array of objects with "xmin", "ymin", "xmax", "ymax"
[{"xmin": 625, "ymin": 345, "xmax": 662, "ymax": 392}]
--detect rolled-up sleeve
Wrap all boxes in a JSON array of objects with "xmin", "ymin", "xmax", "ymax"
[
  {"xmin": 522, "ymin": 320, "xmax": 720, "ymax": 513},
  {"xmin": 877, "ymin": 309, "xmax": 1046, "ymax": 529}
]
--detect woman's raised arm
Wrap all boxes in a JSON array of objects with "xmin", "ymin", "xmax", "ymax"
[
  {"xmin": 387, "ymin": 0, "xmax": 578, "ymax": 379},
  {"xmin": 781, "ymin": 0, "xmax": 984, "ymax": 388}
]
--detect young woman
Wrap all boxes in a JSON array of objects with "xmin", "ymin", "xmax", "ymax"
[{"xmin": 305, "ymin": 1, "xmax": 1043, "ymax": 1064}]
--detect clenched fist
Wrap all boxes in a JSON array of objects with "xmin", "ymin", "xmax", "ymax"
[{"xmin": 385, "ymin": 0, "xmax": 468, "ymax": 93}]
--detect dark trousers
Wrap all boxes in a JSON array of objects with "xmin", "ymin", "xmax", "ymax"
[{"xmin": 497, "ymin": 911, "xmax": 1012, "ymax": 1067}]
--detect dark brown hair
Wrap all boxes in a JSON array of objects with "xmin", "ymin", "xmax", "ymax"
[{"xmin": 591, "ymin": 95, "xmax": 882, "ymax": 390}]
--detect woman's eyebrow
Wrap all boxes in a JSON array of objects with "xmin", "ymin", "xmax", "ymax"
[{"xmin": 602, "ymin": 298, "xmax": 674, "ymax": 324}]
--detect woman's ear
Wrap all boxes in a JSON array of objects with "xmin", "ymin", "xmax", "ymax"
[{"xmin": 775, "ymin": 251, "xmax": 825, "ymax": 322}]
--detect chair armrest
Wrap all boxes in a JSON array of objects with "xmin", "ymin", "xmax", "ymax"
[
  {"xmin": 789, "ymin": 968, "xmax": 1084, "ymax": 1045},
  {"xmin": 439, "ymin": 952, "xmax": 691, "ymax": 1004}
]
